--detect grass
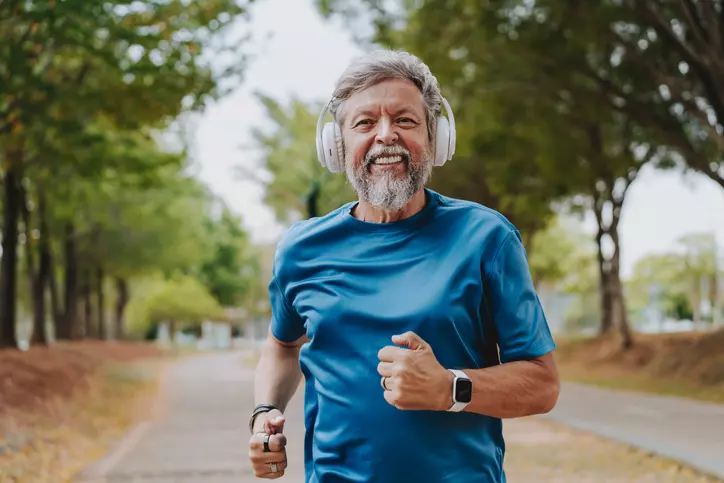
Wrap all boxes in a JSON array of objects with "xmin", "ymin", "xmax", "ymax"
[
  {"xmin": 559, "ymin": 367, "xmax": 724, "ymax": 404},
  {"xmin": 555, "ymin": 330, "xmax": 724, "ymax": 404}
]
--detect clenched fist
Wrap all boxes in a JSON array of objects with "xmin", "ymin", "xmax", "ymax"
[
  {"xmin": 248, "ymin": 409, "xmax": 288, "ymax": 479},
  {"xmin": 377, "ymin": 331, "xmax": 453, "ymax": 411}
]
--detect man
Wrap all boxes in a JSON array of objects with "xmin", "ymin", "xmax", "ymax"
[{"xmin": 248, "ymin": 49, "xmax": 560, "ymax": 482}]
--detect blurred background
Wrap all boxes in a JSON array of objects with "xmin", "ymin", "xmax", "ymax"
[{"xmin": 1, "ymin": 0, "xmax": 724, "ymax": 482}]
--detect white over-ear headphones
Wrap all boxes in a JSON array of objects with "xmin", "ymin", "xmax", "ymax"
[{"xmin": 315, "ymin": 97, "xmax": 457, "ymax": 173}]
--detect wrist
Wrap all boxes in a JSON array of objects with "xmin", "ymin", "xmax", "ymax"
[
  {"xmin": 434, "ymin": 369, "xmax": 455, "ymax": 411},
  {"xmin": 251, "ymin": 413, "xmax": 268, "ymax": 433},
  {"xmin": 249, "ymin": 403, "xmax": 278, "ymax": 433}
]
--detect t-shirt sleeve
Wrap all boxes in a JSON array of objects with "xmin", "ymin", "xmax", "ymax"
[
  {"xmin": 268, "ymin": 256, "xmax": 306, "ymax": 343},
  {"xmin": 483, "ymin": 229, "xmax": 556, "ymax": 364}
]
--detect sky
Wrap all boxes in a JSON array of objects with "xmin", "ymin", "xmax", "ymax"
[{"xmin": 191, "ymin": 0, "xmax": 724, "ymax": 279}]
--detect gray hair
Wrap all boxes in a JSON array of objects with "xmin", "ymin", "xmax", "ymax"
[{"xmin": 329, "ymin": 50, "xmax": 442, "ymax": 141}]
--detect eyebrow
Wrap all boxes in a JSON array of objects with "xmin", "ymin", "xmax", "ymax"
[{"xmin": 348, "ymin": 106, "xmax": 422, "ymax": 123}]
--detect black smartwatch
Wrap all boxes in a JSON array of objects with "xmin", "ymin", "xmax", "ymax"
[
  {"xmin": 446, "ymin": 369, "xmax": 472, "ymax": 412},
  {"xmin": 249, "ymin": 404, "xmax": 278, "ymax": 433}
]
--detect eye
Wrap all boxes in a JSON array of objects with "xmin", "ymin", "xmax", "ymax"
[
  {"xmin": 354, "ymin": 119, "xmax": 374, "ymax": 127},
  {"xmin": 397, "ymin": 117, "xmax": 416, "ymax": 124}
]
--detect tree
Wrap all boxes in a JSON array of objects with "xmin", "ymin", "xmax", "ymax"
[
  {"xmin": 0, "ymin": 0, "xmax": 253, "ymax": 348},
  {"xmin": 528, "ymin": 215, "xmax": 593, "ymax": 289},
  {"xmin": 626, "ymin": 233, "xmax": 722, "ymax": 327},
  {"xmin": 196, "ymin": 205, "xmax": 261, "ymax": 308},
  {"xmin": 571, "ymin": 1, "xmax": 724, "ymax": 189},
  {"xmin": 124, "ymin": 275, "xmax": 227, "ymax": 338},
  {"xmin": 246, "ymin": 94, "xmax": 357, "ymax": 224}
]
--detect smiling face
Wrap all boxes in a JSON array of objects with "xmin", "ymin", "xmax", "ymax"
[{"xmin": 339, "ymin": 78, "xmax": 434, "ymax": 212}]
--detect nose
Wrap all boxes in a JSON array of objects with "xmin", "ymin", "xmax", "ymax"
[{"xmin": 375, "ymin": 118, "xmax": 398, "ymax": 145}]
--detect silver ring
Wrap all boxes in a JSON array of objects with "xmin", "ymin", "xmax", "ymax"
[
  {"xmin": 270, "ymin": 462, "xmax": 278, "ymax": 473},
  {"xmin": 380, "ymin": 376, "xmax": 388, "ymax": 390},
  {"xmin": 263, "ymin": 433, "xmax": 270, "ymax": 452}
]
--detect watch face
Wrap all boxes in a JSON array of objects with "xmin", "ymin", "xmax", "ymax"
[{"xmin": 455, "ymin": 378, "xmax": 473, "ymax": 403}]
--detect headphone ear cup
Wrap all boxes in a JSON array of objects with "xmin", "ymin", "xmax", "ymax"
[
  {"xmin": 333, "ymin": 122, "xmax": 345, "ymax": 173},
  {"xmin": 434, "ymin": 117, "xmax": 450, "ymax": 167},
  {"xmin": 321, "ymin": 122, "xmax": 343, "ymax": 173}
]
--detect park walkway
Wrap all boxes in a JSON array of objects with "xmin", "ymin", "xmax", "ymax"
[
  {"xmin": 75, "ymin": 351, "xmax": 724, "ymax": 482},
  {"xmin": 544, "ymin": 382, "xmax": 724, "ymax": 479},
  {"xmin": 75, "ymin": 351, "xmax": 306, "ymax": 482}
]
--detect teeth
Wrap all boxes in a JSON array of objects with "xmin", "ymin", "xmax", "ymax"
[{"xmin": 373, "ymin": 155, "xmax": 403, "ymax": 165}]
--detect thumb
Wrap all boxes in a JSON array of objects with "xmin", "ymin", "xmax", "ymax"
[
  {"xmin": 392, "ymin": 331, "xmax": 427, "ymax": 350},
  {"xmin": 264, "ymin": 409, "xmax": 285, "ymax": 434}
]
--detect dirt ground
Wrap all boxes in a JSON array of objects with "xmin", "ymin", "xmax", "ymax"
[
  {"xmin": 503, "ymin": 418, "xmax": 721, "ymax": 482},
  {"xmin": 0, "ymin": 340, "xmax": 162, "ymax": 418},
  {"xmin": 0, "ymin": 341, "xmax": 166, "ymax": 483}
]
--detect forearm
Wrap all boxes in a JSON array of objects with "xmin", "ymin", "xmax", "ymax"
[
  {"xmin": 254, "ymin": 336, "xmax": 304, "ymax": 413},
  {"xmin": 459, "ymin": 357, "xmax": 560, "ymax": 419}
]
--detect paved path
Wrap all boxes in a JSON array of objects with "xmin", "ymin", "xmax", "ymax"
[
  {"xmin": 75, "ymin": 351, "xmax": 306, "ymax": 482},
  {"xmin": 75, "ymin": 352, "xmax": 724, "ymax": 482},
  {"xmin": 542, "ymin": 382, "xmax": 724, "ymax": 479}
]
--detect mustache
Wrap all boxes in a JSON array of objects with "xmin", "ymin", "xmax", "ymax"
[{"xmin": 364, "ymin": 145, "xmax": 411, "ymax": 165}]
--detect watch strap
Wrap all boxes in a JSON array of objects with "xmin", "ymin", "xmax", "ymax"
[
  {"xmin": 447, "ymin": 369, "xmax": 471, "ymax": 413},
  {"xmin": 449, "ymin": 369, "xmax": 468, "ymax": 379},
  {"xmin": 448, "ymin": 400, "xmax": 468, "ymax": 412}
]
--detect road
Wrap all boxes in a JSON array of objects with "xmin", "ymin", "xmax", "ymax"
[
  {"xmin": 543, "ymin": 382, "xmax": 724, "ymax": 479},
  {"xmin": 74, "ymin": 351, "xmax": 724, "ymax": 482}
]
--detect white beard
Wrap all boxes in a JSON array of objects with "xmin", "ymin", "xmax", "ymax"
[{"xmin": 345, "ymin": 144, "xmax": 433, "ymax": 213}]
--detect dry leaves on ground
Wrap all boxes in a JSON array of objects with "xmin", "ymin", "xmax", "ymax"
[
  {"xmin": 0, "ymin": 342, "xmax": 166, "ymax": 483},
  {"xmin": 504, "ymin": 418, "xmax": 721, "ymax": 483}
]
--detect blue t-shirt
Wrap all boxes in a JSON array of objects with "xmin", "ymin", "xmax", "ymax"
[{"xmin": 269, "ymin": 188, "xmax": 556, "ymax": 483}]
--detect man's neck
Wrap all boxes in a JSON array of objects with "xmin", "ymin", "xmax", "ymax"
[{"xmin": 351, "ymin": 188, "xmax": 427, "ymax": 223}]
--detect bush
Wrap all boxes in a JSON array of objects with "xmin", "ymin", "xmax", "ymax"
[{"xmin": 125, "ymin": 275, "xmax": 226, "ymax": 337}]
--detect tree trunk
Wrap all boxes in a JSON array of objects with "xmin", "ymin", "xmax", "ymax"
[
  {"xmin": 598, "ymin": 264, "xmax": 615, "ymax": 334},
  {"xmin": 610, "ymin": 268, "xmax": 633, "ymax": 348},
  {"xmin": 36, "ymin": 196, "xmax": 52, "ymax": 344},
  {"xmin": 58, "ymin": 223, "xmax": 78, "ymax": 340},
  {"xmin": 115, "ymin": 277, "xmax": 129, "ymax": 340},
  {"xmin": 96, "ymin": 266, "xmax": 105, "ymax": 340},
  {"xmin": 29, "ymin": 192, "xmax": 51, "ymax": 345},
  {"xmin": 48, "ymin": 249, "xmax": 61, "ymax": 331},
  {"xmin": 0, "ymin": 167, "xmax": 21, "ymax": 348},
  {"xmin": 82, "ymin": 268, "xmax": 94, "ymax": 339},
  {"xmin": 19, "ymin": 183, "xmax": 45, "ymax": 346},
  {"xmin": 593, "ymin": 186, "xmax": 634, "ymax": 348}
]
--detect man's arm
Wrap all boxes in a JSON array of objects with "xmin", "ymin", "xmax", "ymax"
[
  {"xmin": 378, "ymin": 333, "xmax": 559, "ymax": 419},
  {"xmin": 248, "ymin": 330, "xmax": 307, "ymax": 479},
  {"xmin": 447, "ymin": 352, "xmax": 559, "ymax": 418},
  {"xmin": 254, "ymin": 330, "xmax": 307, "ymax": 411}
]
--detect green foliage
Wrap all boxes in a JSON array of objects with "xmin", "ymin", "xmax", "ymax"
[
  {"xmin": 626, "ymin": 233, "xmax": 722, "ymax": 321},
  {"xmin": 527, "ymin": 215, "xmax": 601, "ymax": 333},
  {"xmin": 249, "ymin": 94, "xmax": 357, "ymax": 223},
  {"xmin": 125, "ymin": 275, "xmax": 226, "ymax": 336},
  {"xmin": 197, "ymin": 206, "xmax": 261, "ymax": 307},
  {"xmin": 528, "ymin": 216, "xmax": 596, "ymax": 289},
  {"xmin": 668, "ymin": 292, "xmax": 694, "ymax": 321}
]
